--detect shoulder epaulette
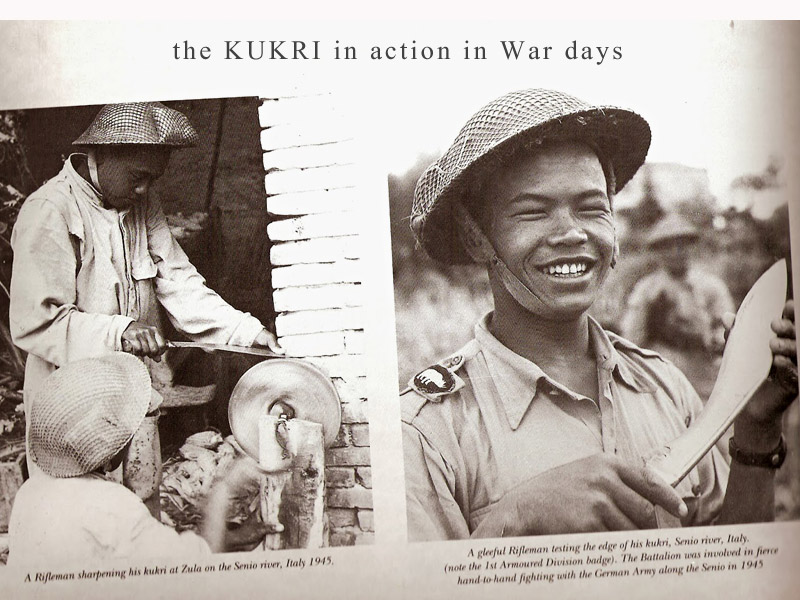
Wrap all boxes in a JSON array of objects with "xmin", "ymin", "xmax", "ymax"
[{"xmin": 402, "ymin": 352, "xmax": 467, "ymax": 403}]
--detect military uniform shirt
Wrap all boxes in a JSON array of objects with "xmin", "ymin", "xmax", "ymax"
[
  {"xmin": 401, "ymin": 313, "xmax": 729, "ymax": 541},
  {"xmin": 10, "ymin": 154, "xmax": 266, "ymax": 402}
]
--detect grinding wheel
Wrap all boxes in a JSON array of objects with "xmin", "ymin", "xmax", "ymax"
[{"xmin": 228, "ymin": 359, "xmax": 342, "ymax": 460}]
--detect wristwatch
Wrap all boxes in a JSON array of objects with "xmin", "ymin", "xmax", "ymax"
[{"xmin": 729, "ymin": 435, "xmax": 787, "ymax": 469}]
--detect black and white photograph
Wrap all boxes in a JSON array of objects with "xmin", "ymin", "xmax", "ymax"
[
  {"xmin": 0, "ymin": 14, "xmax": 799, "ymax": 600},
  {"xmin": 0, "ymin": 94, "xmax": 374, "ymax": 567},
  {"xmin": 391, "ymin": 85, "xmax": 798, "ymax": 541}
]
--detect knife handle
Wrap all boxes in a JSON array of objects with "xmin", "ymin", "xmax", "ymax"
[{"xmin": 121, "ymin": 339, "xmax": 170, "ymax": 356}]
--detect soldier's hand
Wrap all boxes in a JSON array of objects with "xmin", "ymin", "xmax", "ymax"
[
  {"xmin": 734, "ymin": 299, "xmax": 798, "ymax": 434},
  {"xmin": 217, "ymin": 456, "xmax": 269, "ymax": 551},
  {"xmin": 475, "ymin": 454, "xmax": 687, "ymax": 537},
  {"xmin": 767, "ymin": 299, "xmax": 798, "ymax": 402},
  {"xmin": 121, "ymin": 321, "xmax": 167, "ymax": 361},
  {"xmin": 218, "ymin": 453, "xmax": 264, "ymax": 491},
  {"xmin": 253, "ymin": 328, "xmax": 285, "ymax": 355},
  {"xmin": 201, "ymin": 455, "xmax": 266, "ymax": 552},
  {"xmin": 223, "ymin": 510, "xmax": 269, "ymax": 553}
]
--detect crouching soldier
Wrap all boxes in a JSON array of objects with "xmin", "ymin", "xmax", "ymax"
[{"xmin": 8, "ymin": 354, "xmax": 266, "ymax": 565}]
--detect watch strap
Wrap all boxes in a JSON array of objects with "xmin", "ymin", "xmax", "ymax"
[{"xmin": 729, "ymin": 435, "xmax": 786, "ymax": 469}]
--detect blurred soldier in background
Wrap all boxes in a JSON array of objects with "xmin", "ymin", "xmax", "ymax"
[{"xmin": 621, "ymin": 213, "xmax": 736, "ymax": 400}]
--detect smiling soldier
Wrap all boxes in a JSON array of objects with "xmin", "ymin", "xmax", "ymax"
[
  {"xmin": 9, "ymin": 102, "xmax": 282, "ymax": 512},
  {"xmin": 401, "ymin": 89, "xmax": 797, "ymax": 540}
]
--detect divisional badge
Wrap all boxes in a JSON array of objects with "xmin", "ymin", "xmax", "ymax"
[
  {"xmin": 414, "ymin": 365, "xmax": 456, "ymax": 395},
  {"xmin": 409, "ymin": 363, "xmax": 464, "ymax": 402}
]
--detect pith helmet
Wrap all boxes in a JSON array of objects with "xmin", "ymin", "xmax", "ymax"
[
  {"xmin": 29, "ymin": 353, "xmax": 152, "ymax": 478},
  {"xmin": 646, "ymin": 213, "xmax": 701, "ymax": 247},
  {"xmin": 73, "ymin": 102, "xmax": 198, "ymax": 147},
  {"xmin": 411, "ymin": 88, "xmax": 651, "ymax": 264}
]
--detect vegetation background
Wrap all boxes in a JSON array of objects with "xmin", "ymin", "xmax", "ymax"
[{"xmin": 389, "ymin": 153, "xmax": 798, "ymax": 521}]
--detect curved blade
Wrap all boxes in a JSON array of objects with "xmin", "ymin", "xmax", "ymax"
[{"xmin": 646, "ymin": 259, "xmax": 788, "ymax": 486}]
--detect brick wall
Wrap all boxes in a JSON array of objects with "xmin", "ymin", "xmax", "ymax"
[{"xmin": 258, "ymin": 92, "xmax": 373, "ymax": 546}]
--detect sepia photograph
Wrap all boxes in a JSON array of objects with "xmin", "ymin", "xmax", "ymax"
[
  {"xmin": 0, "ymin": 94, "xmax": 373, "ymax": 567},
  {"xmin": 391, "ymin": 83, "xmax": 797, "ymax": 541},
  {"xmin": 0, "ymin": 15, "xmax": 799, "ymax": 600}
]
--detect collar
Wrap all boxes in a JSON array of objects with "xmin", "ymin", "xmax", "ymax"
[
  {"xmin": 587, "ymin": 317, "xmax": 649, "ymax": 393},
  {"xmin": 65, "ymin": 153, "xmax": 104, "ymax": 208},
  {"xmin": 87, "ymin": 150, "xmax": 103, "ymax": 194},
  {"xmin": 65, "ymin": 154, "xmax": 131, "ymax": 217},
  {"xmin": 474, "ymin": 313, "xmax": 649, "ymax": 430}
]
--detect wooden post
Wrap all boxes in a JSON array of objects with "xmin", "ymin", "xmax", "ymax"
[
  {"xmin": 283, "ymin": 420, "xmax": 326, "ymax": 549},
  {"xmin": 260, "ymin": 471, "xmax": 291, "ymax": 551},
  {"xmin": 256, "ymin": 417, "xmax": 326, "ymax": 550}
]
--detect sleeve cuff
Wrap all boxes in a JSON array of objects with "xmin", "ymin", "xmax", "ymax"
[
  {"xmin": 112, "ymin": 315, "xmax": 137, "ymax": 351},
  {"xmin": 226, "ymin": 314, "xmax": 266, "ymax": 347}
]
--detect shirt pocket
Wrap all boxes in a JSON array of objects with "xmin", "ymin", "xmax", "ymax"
[
  {"xmin": 131, "ymin": 255, "xmax": 157, "ymax": 282},
  {"xmin": 130, "ymin": 256, "xmax": 158, "ymax": 321}
]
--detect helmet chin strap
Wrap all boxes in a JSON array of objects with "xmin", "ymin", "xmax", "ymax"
[
  {"xmin": 454, "ymin": 202, "xmax": 547, "ymax": 313},
  {"xmin": 611, "ymin": 236, "xmax": 619, "ymax": 268},
  {"xmin": 86, "ymin": 149, "xmax": 103, "ymax": 195},
  {"xmin": 453, "ymin": 201, "xmax": 619, "ymax": 312}
]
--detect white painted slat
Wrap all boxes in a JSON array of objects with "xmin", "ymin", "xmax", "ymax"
[
  {"xmin": 258, "ymin": 87, "xmax": 326, "ymax": 104},
  {"xmin": 266, "ymin": 188, "xmax": 359, "ymax": 216},
  {"xmin": 271, "ymin": 261, "xmax": 362, "ymax": 288},
  {"xmin": 264, "ymin": 164, "xmax": 357, "ymax": 195},
  {"xmin": 261, "ymin": 123, "xmax": 352, "ymax": 151},
  {"xmin": 267, "ymin": 211, "xmax": 360, "ymax": 241},
  {"xmin": 270, "ymin": 236, "xmax": 361, "ymax": 266},
  {"xmin": 258, "ymin": 95, "xmax": 341, "ymax": 127},
  {"xmin": 262, "ymin": 140, "xmax": 357, "ymax": 171},
  {"xmin": 273, "ymin": 283, "xmax": 363, "ymax": 311},
  {"xmin": 275, "ymin": 307, "xmax": 363, "ymax": 336},
  {"xmin": 343, "ymin": 331, "xmax": 366, "ymax": 354},
  {"xmin": 279, "ymin": 331, "xmax": 346, "ymax": 357},
  {"xmin": 305, "ymin": 354, "xmax": 368, "ymax": 378}
]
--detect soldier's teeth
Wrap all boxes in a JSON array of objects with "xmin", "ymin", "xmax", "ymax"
[{"xmin": 542, "ymin": 262, "xmax": 588, "ymax": 277}]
